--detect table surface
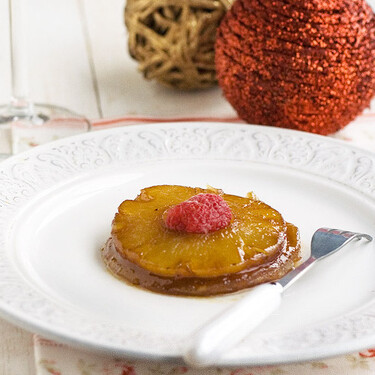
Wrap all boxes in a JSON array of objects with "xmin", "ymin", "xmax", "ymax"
[{"xmin": 2, "ymin": 0, "xmax": 375, "ymax": 374}]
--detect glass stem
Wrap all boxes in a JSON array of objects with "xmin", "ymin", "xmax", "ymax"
[{"xmin": 9, "ymin": 0, "xmax": 33, "ymax": 118}]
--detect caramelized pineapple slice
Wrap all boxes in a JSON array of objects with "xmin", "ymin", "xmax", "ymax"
[{"xmin": 111, "ymin": 185, "xmax": 288, "ymax": 278}]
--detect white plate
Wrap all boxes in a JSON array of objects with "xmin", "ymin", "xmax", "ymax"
[{"xmin": 1, "ymin": 122, "xmax": 375, "ymax": 366}]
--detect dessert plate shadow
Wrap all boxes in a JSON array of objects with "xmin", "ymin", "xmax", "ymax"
[{"xmin": 1, "ymin": 122, "xmax": 375, "ymax": 366}]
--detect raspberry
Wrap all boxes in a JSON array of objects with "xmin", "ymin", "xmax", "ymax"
[{"xmin": 164, "ymin": 193, "xmax": 232, "ymax": 234}]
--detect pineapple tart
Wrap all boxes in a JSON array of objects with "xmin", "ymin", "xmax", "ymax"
[{"xmin": 102, "ymin": 185, "xmax": 301, "ymax": 296}]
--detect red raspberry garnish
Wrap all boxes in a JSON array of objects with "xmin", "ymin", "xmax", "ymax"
[{"xmin": 164, "ymin": 193, "xmax": 232, "ymax": 234}]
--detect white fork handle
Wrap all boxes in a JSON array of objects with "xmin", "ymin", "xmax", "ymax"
[{"xmin": 184, "ymin": 283, "xmax": 283, "ymax": 368}]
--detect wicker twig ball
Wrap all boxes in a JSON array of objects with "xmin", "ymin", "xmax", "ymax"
[
  {"xmin": 125, "ymin": 0, "xmax": 234, "ymax": 89},
  {"xmin": 215, "ymin": 0, "xmax": 375, "ymax": 135}
]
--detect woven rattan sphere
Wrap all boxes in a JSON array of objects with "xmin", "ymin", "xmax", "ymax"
[{"xmin": 125, "ymin": 0, "xmax": 234, "ymax": 89}]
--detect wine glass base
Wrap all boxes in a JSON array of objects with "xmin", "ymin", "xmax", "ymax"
[{"xmin": 0, "ymin": 103, "xmax": 91, "ymax": 157}]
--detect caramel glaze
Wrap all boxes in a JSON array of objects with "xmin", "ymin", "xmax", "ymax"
[{"xmin": 101, "ymin": 223, "xmax": 301, "ymax": 296}]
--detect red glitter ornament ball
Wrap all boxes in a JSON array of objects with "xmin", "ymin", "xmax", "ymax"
[
  {"xmin": 164, "ymin": 193, "xmax": 232, "ymax": 234},
  {"xmin": 215, "ymin": 0, "xmax": 375, "ymax": 135}
]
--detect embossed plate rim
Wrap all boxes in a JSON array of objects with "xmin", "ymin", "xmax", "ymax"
[{"xmin": 1, "ymin": 122, "xmax": 375, "ymax": 366}]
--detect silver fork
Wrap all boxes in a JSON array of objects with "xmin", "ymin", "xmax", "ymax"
[{"xmin": 184, "ymin": 228, "xmax": 373, "ymax": 367}]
